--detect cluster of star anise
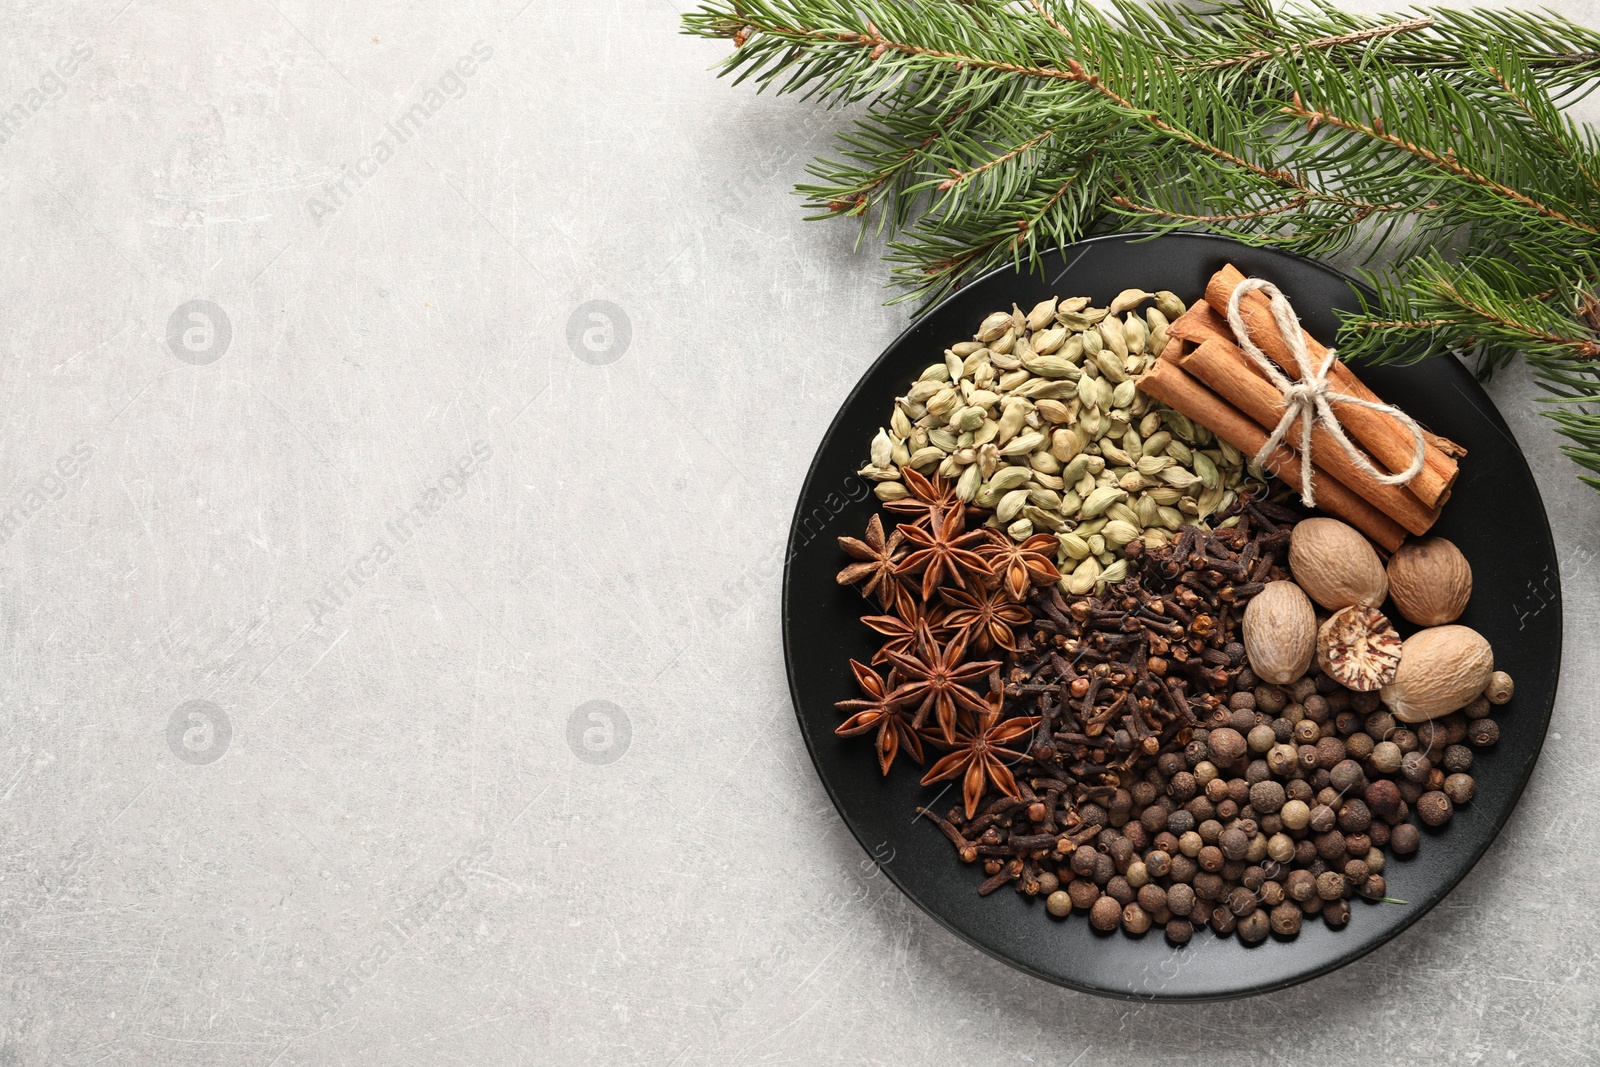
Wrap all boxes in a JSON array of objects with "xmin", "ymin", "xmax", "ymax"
[{"xmin": 834, "ymin": 469, "xmax": 1060, "ymax": 816}]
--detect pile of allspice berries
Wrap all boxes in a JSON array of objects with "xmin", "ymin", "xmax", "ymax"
[{"xmin": 1049, "ymin": 518, "xmax": 1511, "ymax": 944}]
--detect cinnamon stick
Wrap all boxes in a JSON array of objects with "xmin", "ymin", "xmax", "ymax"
[
  {"xmin": 1168, "ymin": 299, "xmax": 1233, "ymax": 348},
  {"xmin": 1204, "ymin": 264, "xmax": 1460, "ymax": 508},
  {"xmin": 1172, "ymin": 337, "xmax": 1440, "ymax": 537},
  {"xmin": 1138, "ymin": 351, "xmax": 1408, "ymax": 551}
]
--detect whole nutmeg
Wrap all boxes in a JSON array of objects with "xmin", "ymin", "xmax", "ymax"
[
  {"xmin": 1386, "ymin": 537, "xmax": 1473, "ymax": 626},
  {"xmin": 1288, "ymin": 518, "xmax": 1389, "ymax": 610},
  {"xmin": 1317, "ymin": 605, "xmax": 1402, "ymax": 691},
  {"xmin": 1380, "ymin": 625, "xmax": 1495, "ymax": 724},
  {"xmin": 1243, "ymin": 581, "xmax": 1317, "ymax": 684},
  {"xmin": 1484, "ymin": 670, "xmax": 1515, "ymax": 705}
]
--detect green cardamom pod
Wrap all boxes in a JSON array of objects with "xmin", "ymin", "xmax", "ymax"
[
  {"xmin": 1153, "ymin": 291, "xmax": 1187, "ymax": 320},
  {"xmin": 1027, "ymin": 297, "xmax": 1059, "ymax": 331},
  {"xmin": 1099, "ymin": 316, "xmax": 1128, "ymax": 359},
  {"xmin": 1099, "ymin": 443, "xmax": 1132, "ymax": 467},
  {"xmin": 1095, "ymin": 350, "xmax": 1128, "ymax": 384},
  {"xmin": 1031, "ymin": 325, "xmax": 1067, "ymax": 354},
  {"xmin": 1029, "ymin": 449, "xmax": 1061, "ymax": 474},
  {"xmin": 1001, "ymin": 431, "xmax": 1047, "ymax": 457},
  {"xmin": 977, "ymin": 311, "xmax": 1011, "ymax": 343},
  {"xmin": 1080, "ymin": 485, "xmax": 1126, "ymax": 518},
  {"xmin": 1109, "ymin": 288, "xmax": 1151, "ymax": 315},
  {"xmin": 870, "ymin": 428, "xmax": 893, "ymax": 468},
  {"xmin": 987, "ymin": 466, "xmax": 1033, "ymax": 492},
  {"xmin": 1035, "ymin": 398, "xmax": 1073, "ymax": 424},
  {"xmin": 956, "ymin": 462, "xmax": 983, "ymax": 501},
  {"xmin": 1023, "ymin": 354, "xmax": 1077, "ymax": 379},
  {"xmin": 1102, "ymin": 519, "xmax": 1140, "ymax": 548},
  {"xmin": 1106, "ymin": 502, "xmax": 1141, "ymax": 527},
  {"xmin": 874, "ymin": 481, "xmax": 909, "ymax": 502},
  {"xmin": 1123, "ymin": 314, "xmax": 1148, "ymax": 356},
  {"xmin": 997, "ymin": 487, "xmax": 1029, "ymax": 522}
]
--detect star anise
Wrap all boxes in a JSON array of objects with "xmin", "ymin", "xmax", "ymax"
[
  {"xmin": 940, "ymin": 583, "xmax": 1031, "ymax": 653},
  {"xmin": 836, "ymin": 513, "xmax": 910, "ymax": 615},
  {"xmin": 860, "ymin": 597, "xmax": 948, "ymax": 665},
  {"xmin": 920, "ymin": 698, "xmax": 1041, "ymax": 819},
  {"xmin": 884, "ymin": 622, "xmax": 1000, "ymax": 745},
  {"xmin": 894, "ymin": 505, "xmax": 992, "ymax": 602},
  {"xmin": 978, "ymin": 530, "xmax": 1062, "ymax": 601},
  {"xmin": 883, "ymin": 468, "xmax": 974, "ymax": 530},
  {"xmin": 834, "ymin": 660, "xmax": 923, "ymax": 775}
]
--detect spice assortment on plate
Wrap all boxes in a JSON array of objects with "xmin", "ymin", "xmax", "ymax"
[{"xmin": 835, "ymin": 264, "xmax": 1514, "ymax": 945}]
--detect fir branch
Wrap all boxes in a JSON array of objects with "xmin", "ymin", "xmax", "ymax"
[
  {"xmin": 1281, "ymin": 93, "xmax": 1600, "ymax": 237},
  {"xmin": 683, "ymin": 0, "xmax": 1600, "ymax": 491}
]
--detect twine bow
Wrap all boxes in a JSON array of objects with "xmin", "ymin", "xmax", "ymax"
[{"xmin": 1225, "ymin": 278, "xmax": 1426, "ymax": 508}]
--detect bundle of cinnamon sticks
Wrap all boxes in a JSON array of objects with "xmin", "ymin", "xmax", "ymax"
[{"xmin": 1136, "ymin": 264, "xmax": 1464, "ymax": 552}]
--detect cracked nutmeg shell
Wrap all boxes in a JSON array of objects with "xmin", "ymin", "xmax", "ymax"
[{"xmin": 1317, "ymin": 605, "xmax": 1402, "ymax": 692}]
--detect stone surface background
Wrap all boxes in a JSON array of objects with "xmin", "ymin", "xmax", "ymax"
[{"xmin": 1, "ymin": 1, "xmax": 1596, "ymax": 1063}]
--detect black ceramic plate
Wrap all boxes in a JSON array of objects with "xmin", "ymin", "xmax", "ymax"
[{"xmin": 783, "ymin": 233, "xmax": 1561, "ymax": 1000}]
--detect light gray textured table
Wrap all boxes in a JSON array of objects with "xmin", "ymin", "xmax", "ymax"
[{"xmin": 1, "ymin": 2, "xmax": 1597, "ymax": 1063}]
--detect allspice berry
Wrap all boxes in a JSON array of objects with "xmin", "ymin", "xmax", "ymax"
[
  {"xmin": 1390, "ymin": 822, "xmax": 1421, "ymax": 854},
  {"xmin": 1090, "ymin": 895, "xmax": 1123, "ymax": 931},
  {"xmin": 1208, "ymin": 727, "xmax": 1247, "ymax": 764},
  {"xmin": 1166, "ymin": 883, "xmax": 1196, "ymax": 918},
  {"xmin": 1364, "ymin": 779, "xmax": 1404, "ymax": 821},
  {"xmin": 1444, "ymin": 773, "xmax": 1476, "ymax": 805},
  {"xmin": 1238, "ymin": 909, "xmax": 1271, "ymax": 943},
  {"xmin": 1165, "ymin": 918, "xmax": 1194, "ymax": 944},
  {"xmin": 1250, "ymin": 780, "xmax": 1286, "ymax": 814},
  {"xmin": 1371, "ymin": 741, "xmax": 1403, "ymax": 774},
  {"xmin": 1122, "ymin": 902, "xmax": 1153, "ymax": 935},
  {"xmin": 1226, "ymin": 886, "xmax": 1258, "ymax": 917},
  {"xmin": 1485, "ymin": 670, "xmax": 1514, "ymax": 704},
  {"xmin": 1286, "ymin": 868, "xmax": 1316, "ymax": 902},
  {"xmin": 1270, "ymin": 900, "xmax": 1303, "ymax": 936},
  {"xmin": 1046, "ymin": 890, "xmax": 1072, "ymax": 918},
  {"xmin": 1068, "ymin": 879, "xmax": 1101, "ymax": 910},
  {"xmin": 1316, "ymin": 871, "xmax": 1348, "ymax": 900},
  {"xmin": 1417, "ymin": 790, "xmax": 1454, "ymax": 827},
  {"xmin": 1280, "ymin": 799, "xmax": 1311, "ymax": 831},
  {"xmin": 1467, "ymin": 718, "xmax": 1500, "ymax": 747}
]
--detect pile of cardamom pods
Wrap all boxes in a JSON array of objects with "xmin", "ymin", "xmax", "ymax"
[{"xmin": 860, "ymin": 289, "xmax": 1264, "ymax": 594}]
